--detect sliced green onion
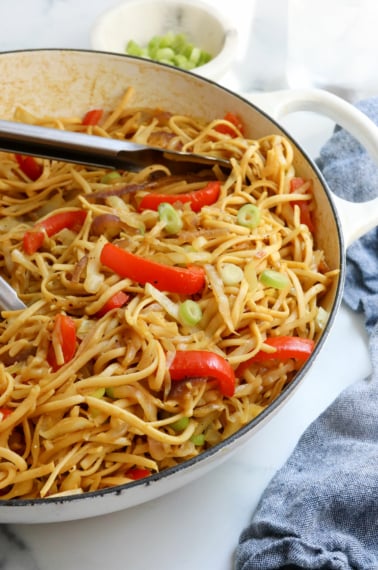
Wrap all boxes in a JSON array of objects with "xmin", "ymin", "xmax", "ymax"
[
  {"xmin": 173, "ymin": 54, "xmax": 193, "ymax": 70},
  {"xmin": 105, "ymin": 386, "xmax": 130, "ymax": 399},
  {"xmin": 260, "ymin": 269, "xmax": 290, "ymax": 290},
  {"xmin": 126, "ymin": 39, "xmax": 148, "ymax": 58},
  {"xmin": 126, "ymin": 32, "xmax": 212, "ymax": 70},
  {"xmin": 220, "ymin": 263, "xmax": 244, "ymax": 286},
  {"xmin": 190, "ymin": 433, "xmax": 205, "ymax": 446},
  {"xmin": 178, "ymin": 299, "xmax": 202, "ymax": 326},
  {"xmin": 90, "ymin": 387, "xmax": 105, "ymax": 399},
  {"xmin": 156, "ymin": 47, "xmax": 175, "ymax": 61},
  {"xmin": 189, "ymin": 46, "xmax": 201, "ymax": 65},
  {"xmin": 158, "ymin": 202, "xmax": 183, "ymax": 234},
  {"xmin": 147, "ymin": 35, "xmax": 161, "ymax": 53},
  {"xmin": 101, "ymin": 171, "xmax": 122, "ymax": 184},
  {"xmin": 88, "ymin": 387, "xmax": 106, "ymax": 418},
  {"xmin": 170, "ymin": 416, "xmax": 190, "ymax": 432},
  {"xmin": 237, "ymin": 204, "xmax": 261, "ymax": 229},
  {"xmin": 105, "ymin": 387, "xmax": 115, "ymax": 399}
]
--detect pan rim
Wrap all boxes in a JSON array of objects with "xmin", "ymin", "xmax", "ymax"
[{"xmin": 0, "ymin": 47, "xmax": 345, "ymax": 515}]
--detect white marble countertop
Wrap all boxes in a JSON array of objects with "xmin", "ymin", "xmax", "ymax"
[{"xmin": 0, "ymin": 1, "xmax": 373, "ymax": 569}]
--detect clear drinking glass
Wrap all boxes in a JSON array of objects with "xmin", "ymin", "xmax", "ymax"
[{"xmin": 287, "ymin": 0, "xmax": 378, "ymax": 101}]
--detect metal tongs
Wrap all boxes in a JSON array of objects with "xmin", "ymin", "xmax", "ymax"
[
  {"xmin": 0, "ymin": 119, "xmax": 231, "ymax": 174},
  {"xmin": 0, "ymin": 277, "xmax": 26, "ymax": 312},
  {"xmin": 0, "ymin": 120, "xmax": 231, "ymax": 311}
]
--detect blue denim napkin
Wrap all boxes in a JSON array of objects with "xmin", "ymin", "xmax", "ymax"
[{"xmin": 235, "ymin": 99, "xmax": 378, "ymax": 570}]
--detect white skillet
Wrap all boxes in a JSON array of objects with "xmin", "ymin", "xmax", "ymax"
[{"xmin": 0, "ymin": 49, "xmax": 376, "ymax": 523}]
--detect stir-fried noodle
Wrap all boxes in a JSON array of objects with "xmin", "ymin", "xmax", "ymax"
[{"xmin": 0, "ymin": 87, "xmax": 337, "ymax": 499}]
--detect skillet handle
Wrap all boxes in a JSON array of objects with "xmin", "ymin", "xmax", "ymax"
[{"xmin": 244, "ymin": 88, "xmax": 378, "ymax": 247}]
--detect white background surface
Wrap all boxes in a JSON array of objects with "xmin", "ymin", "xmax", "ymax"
[
  {"xmin": 0, "ymin": 1, "xmax": 373, "ymax": 568},
  {"xmin": 287, "ymin": 0, "xmax": 378, "ymax": 100}
]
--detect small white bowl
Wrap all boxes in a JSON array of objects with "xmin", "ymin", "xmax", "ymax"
[{"xmin": 91, "ymin": 0, "xmax": 237, "ymax": 82}]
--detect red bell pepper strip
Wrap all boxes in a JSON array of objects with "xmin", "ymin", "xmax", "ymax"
[
  {"xmin": 82, "ymin": 109, "xmax": 103, "ymax": 126},
  {"xmin": 237, "ymin": 336, "xmax": 315, "ymax": 375},
  {"xmin": 100, "ymin": 242, "xmax": 206, "ymax": 295},
  {"xmin": 138, "ymin": 180, "xmax": 221, "ymax": 213},
  {"xmin": 15, "ymin": 154, "xmax": 43, "ymax": 181},
  {"xmin": 23, "ymin": 230, "xmax": 45, "ymax": 255},
  {"xmin": 290, "ymin": 177, "xmax": 315, "ymax": 233},
  {"xmin": 290, "ymin": 177, "xmax": 306, "ymax": 193},
  {"xmin": 125, "ymin": 468, "xmax": 151, "ymax": 480},
  {"xmin": 36, "ymin": 210, "xmax": 87, "ymax": 237},
  {"xmin": 169, "ymin": 350, "xmax": 236, "ymax": 397},
  {"xmin": 214, "ymin": 112, "xmax": 244, "ymax": 137},
  {"xmin": 96, "ymin": 291, "xmax": 129, "ymax": 317},
  {"xmin": 0, "ymin": 407, "xmax": 12, "ymax": 421},
  {"xmin": 23, "ymin": 209, "xmax": 87, "ymax": 254},
  {"xmin": 47, "ymin": 314, "xmax": 77, "ymax": 372}
]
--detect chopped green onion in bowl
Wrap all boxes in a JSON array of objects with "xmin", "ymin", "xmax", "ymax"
[{"xmin": 126, "ymin": 32, "xmax": 212, "ymax": 70}]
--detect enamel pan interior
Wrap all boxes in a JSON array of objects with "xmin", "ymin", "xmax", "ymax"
[{"xmin": 0, "ymin": 49, "xmax": 344, "ymax": 523}]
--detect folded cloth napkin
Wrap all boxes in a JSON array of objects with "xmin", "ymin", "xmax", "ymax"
[{"xmin": 235, "ymin": 98, "xmax": 378, "ymax": 570}]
